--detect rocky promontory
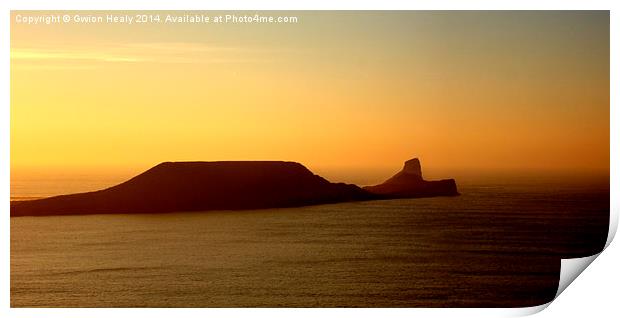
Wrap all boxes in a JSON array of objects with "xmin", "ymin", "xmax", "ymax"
[
  {"xmin": 363, "ymin": 158, "xmax": 459, "ymax": 198},
  {"xmin": 10, "ymin": 158, "xmax": 458, "ymax": 217}
]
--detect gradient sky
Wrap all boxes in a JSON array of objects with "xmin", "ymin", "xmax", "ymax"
[{"xmin": 11, "ymin": 11, "xmax": 609, "ymax": 185}]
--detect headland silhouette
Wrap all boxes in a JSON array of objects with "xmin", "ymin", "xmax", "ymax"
[{"xmin": 10, "ymin": 158, "xmax": 458, "ymax": 217}]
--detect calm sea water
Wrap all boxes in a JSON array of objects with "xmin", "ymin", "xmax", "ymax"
[{"xmin": 10, "ymin": 181, "xmax": 609, "ymax": 307}]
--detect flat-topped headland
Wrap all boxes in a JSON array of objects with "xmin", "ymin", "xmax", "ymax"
[{"xmin": 10, "ymin": 158, "xmax": 458, "ymax": 217}]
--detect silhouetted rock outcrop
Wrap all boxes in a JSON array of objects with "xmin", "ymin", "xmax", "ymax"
[
  {"xmin": 10, "ymin": 161, "xmax": 373, "ymax": 217},
  {"xmin": 10, "ymin": 158, "xmax": 458, "ymax": 217},
  {"xmin": 363, "ymin": 158, "xmax": 458, "ymax": 198}
]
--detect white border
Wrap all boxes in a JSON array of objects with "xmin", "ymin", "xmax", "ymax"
[{"xmin": 1, "ymin": 1, "xmax": 617, "ymax": 317}]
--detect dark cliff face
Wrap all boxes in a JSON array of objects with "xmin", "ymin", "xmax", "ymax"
[
  {"xmin": 363, "ymin": 158, "xmax": 459, "ymax": 198},
  {"xmin": 10, "ymin": 161, "xmax": 373, "ymax": 217}
]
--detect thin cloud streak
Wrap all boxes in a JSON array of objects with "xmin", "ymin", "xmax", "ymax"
[
  {"xmin": 11, "ymin": 42, "xmax": 281, "ymax": 67},
  {"xmin": 12, "ymin": 49, "xmax": 143, "ymax": 63}
]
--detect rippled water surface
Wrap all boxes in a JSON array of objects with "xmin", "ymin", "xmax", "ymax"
[{"xmin": 11, "ymin": 183, "xmax": 609, "ymax": 307}]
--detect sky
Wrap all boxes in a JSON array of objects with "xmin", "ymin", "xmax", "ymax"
[{"xmin": 11, "ymin": 11, "xmax": 609, "ymax": 185}]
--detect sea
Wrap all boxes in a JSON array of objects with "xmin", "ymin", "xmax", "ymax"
[{"xmin": 10, "ymin": 178, "xmax": 609, "ymax": 307}]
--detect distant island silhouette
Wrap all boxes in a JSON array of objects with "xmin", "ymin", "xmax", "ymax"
[
  {"xmin": 10, "ymin": 158, "xmax": 458, "ymax": 217},
  {"xmin": 364, "ymin": 158, "xmax": 458, "ymax": 198}
]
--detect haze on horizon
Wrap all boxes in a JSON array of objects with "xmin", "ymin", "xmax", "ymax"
[{"xmin": 10, "ymin": 11, "xmax": 609, "ymax": 185}]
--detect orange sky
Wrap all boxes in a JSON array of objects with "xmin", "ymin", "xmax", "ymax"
[{"xmin": 11, "ymin": 11, "xmax": 609, "ymax": 185}]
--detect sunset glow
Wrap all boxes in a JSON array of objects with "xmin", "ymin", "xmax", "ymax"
[{"xmin": 11, "ymin": 11, "xmax": 609, "ymax": 184}]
